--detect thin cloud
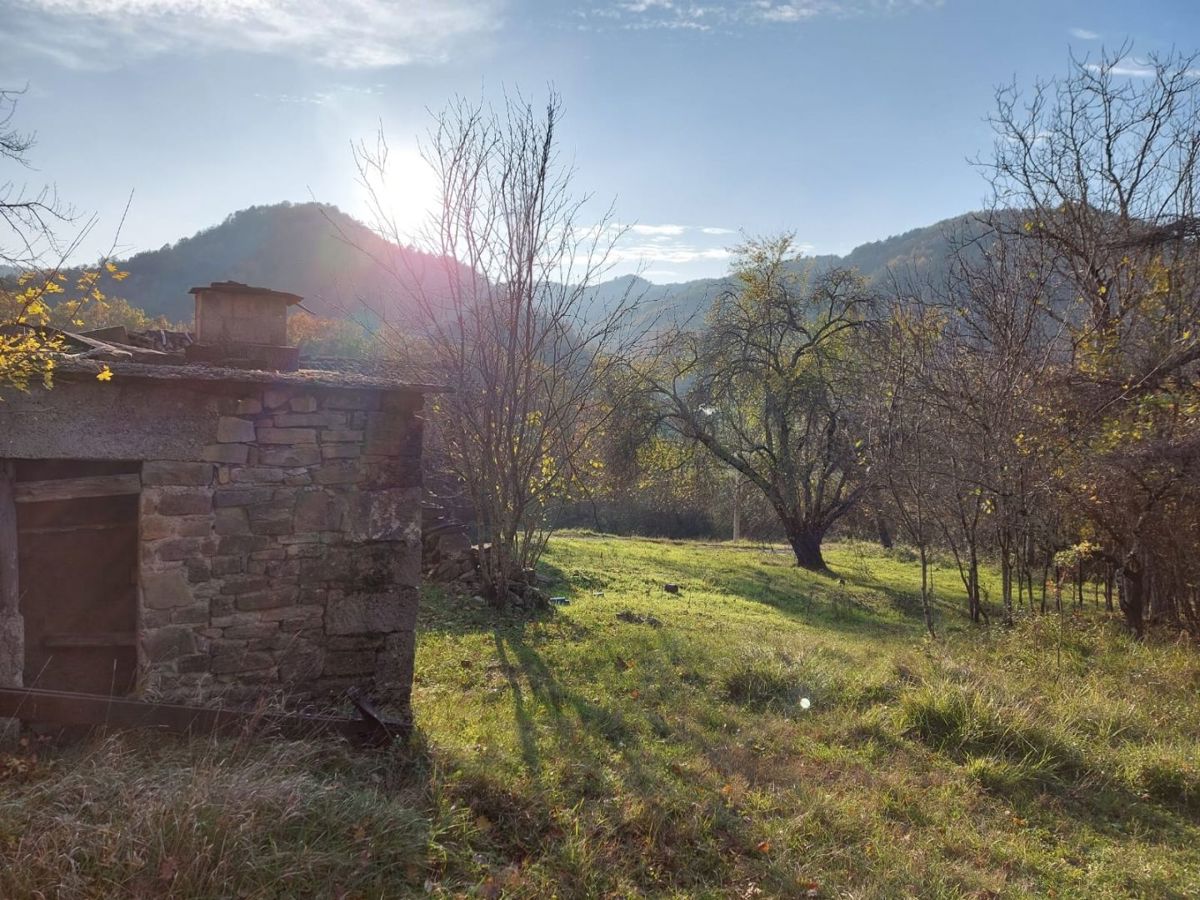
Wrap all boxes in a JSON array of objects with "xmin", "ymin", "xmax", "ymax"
[
  {"xmin": 1069, "ymin": 27, "xmax": 1099, "ymax": 40},
  {"xmin": 603, "ymin": 222, "xmax": 735, "ymax": 266},
  {"xmin": 3, "ymin": 0, "xmax": 502, "ymax": 69},
  {"xmin": 1086, "ymin": 61, "xmax": 1157, "ymax": 79},
  {"xmin": 1109, "ymin": 64, "xmax": 1157, "ymax": 78},
  {"xmin": 582, "ymin": 0, "xmax": 944, "ymax": 31},
  {"xmin": 753, "ymin": 2, "xmax": 824, "ymax": 23},
  {"xmin": 631, "ymin": 223, "xmax": 689, "ymax": 236},
  {"xmin": 253, "ymin": 84, "xmax": 385, "ymax": 106},
  {"xmin": 612, "ymin": 243, "xmax": 733, "ymax": 264},
  {"xmin": 253, "ymin": 91, "xmax": 333, "ymax": 106},
  {"xmin": 700, "ymin": 226, "xmax": 736, "ymax": 235},
  {"xmin": 753, "ymin": 0, "xmax": 945, "ymax": 23}
]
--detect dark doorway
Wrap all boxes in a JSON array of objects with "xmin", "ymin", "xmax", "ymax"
[{"xmin": 14, "ymin": 459, "xmax": 141, "ymax": 695}]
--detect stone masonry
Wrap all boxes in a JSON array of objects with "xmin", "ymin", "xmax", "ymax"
[{"xmin": 0, "ymin": 369, "xmax": 427, "ymax": 711}]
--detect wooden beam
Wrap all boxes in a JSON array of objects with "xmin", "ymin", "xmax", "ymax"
[
  {"xmin": 41, "ymin": 632, "xmax": 136, "ymax": 649},
  {"xmin": 0, "ymin": 686, "xmax": 405, "ymax": 745},
  {"xmin": 18, "ymin": 522, "xmax": 131, "ymax": 536},
  {"xmin": 0, "ymin": 462, "xmax": 16, "ymax": 612},
  {"xmin": 0, "ymin": 460, "xmax": 21, "ymax": 691},
  {"xmin": 14, "ymin": 473, "xmax": 141, "ymax": 504}
]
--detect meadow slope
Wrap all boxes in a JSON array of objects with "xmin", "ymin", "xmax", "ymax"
[{"xmin": 3, "ymin": 534, "xmax": 1199, "ymax": 898}]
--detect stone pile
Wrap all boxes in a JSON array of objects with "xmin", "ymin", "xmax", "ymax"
[
  {"xmin": 422, "ymin": 525, "xmax": 478, "ymax": 586},
  {"xmin": 422, "ymin": 525, "xmax": 550, "ymax": 610}
]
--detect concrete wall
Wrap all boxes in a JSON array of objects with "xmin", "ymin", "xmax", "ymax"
[{"xmin": 0, "ymin": 375, "xmax": 424, "ymax": 711}]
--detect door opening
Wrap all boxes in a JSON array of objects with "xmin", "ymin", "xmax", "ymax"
[{"xmin": 14, "ymin": 459, "xmax": 141, "ymax": 695}]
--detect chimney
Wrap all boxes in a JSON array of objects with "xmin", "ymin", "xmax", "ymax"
[{"xmin": 184, "ymin": 281, "xmax": 302, "ymax": 371}]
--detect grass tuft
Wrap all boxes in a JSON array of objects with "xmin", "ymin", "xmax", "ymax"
[
  {"xmin": 896, "ymin": 679, "xmax": 1087, "ymax": 783},
  {"xmin": 723, "ymin": 653, "xmax": 803, "ymax": 708},
  {"xmin": 1125, "ymin": 745, "xmax": 1200, "ymax": 811}
]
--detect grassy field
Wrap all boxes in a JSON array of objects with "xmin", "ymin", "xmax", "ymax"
[{"xmin": 3, "ymin": 533, "xmax": 1200, "ymax": 898}]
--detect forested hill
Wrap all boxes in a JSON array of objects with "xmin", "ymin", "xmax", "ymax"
[
  {"xmin": 97, "ymin": 202, "xmax": 458, "ymax": 323},
  {"xmin": 96, "ymin": 201, "xmax": 989, "ymax": 325},
  {"xmin": 593, "ymin": 213, "xmax": 994, "ymax": 327}
]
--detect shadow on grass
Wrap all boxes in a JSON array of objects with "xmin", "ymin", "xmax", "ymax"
[
  {"xmin": 479, "ymin": 623, "xmax": 807, "ymax": 893},
  {"xmin": 637, "ymin": 553, "xmax": 923, "ymax": 639},
  {"xmin": 899, "ymin": 687, "xmax": 1199, "ymax": 848},
  {"xmin": 490, "ymin": 624, "xmax": 641, "ymax": 779},
  {"xmin": 416, "ymin": 585, "xmax": 580, "ymax": 639},
  {"xmin": 986, "ymin": 770, "xmax": 1199, "ymax": 851},
  {"xmin": 418, "ymin": 548, "xmax": 932, "ymax": 645}
]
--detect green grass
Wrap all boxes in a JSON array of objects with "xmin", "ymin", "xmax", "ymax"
[{"xmin": 3, "ymin": 533, "xmax": 1200, "ymax": 897}]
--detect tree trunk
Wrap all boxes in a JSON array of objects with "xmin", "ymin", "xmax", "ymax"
[
  {"xmin": 875, "ymin": 514, "xmax": 894, "ymax": 550},
  {"xmin": 1118, "ymin": 563, "xmax": 1145, "ymax": 638},
  {"xmin": 1040, "ymin": 559, "xmax": 1049, "ymax": 615},
  {"xmin": 1000, "ymin": 537, "xmax": 1014, "ymax": 624},
  {"xmin": 968, "ymin": 544, "xmax": 981, "ymax": 623},
  {"xmin": 732, "ymin": 479, "xmax": 741, "ymax": 542},
  {"xmin": 788, "ymin": 527, "xmax": 828, "ymax": 571},
  {"xmin": 918, "ymin": 543, "xmax": 936, "ymax": 637}
]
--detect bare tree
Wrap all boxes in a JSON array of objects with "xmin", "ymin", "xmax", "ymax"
[
  {"xmin": 984, "ymin": 45, "xmax": 1200, "ymax": 636},
  {"xmin": 870, "ymin": 301, "xmax": 942, "ymax": 636},
  {"xmin": 642, "ymin": 236, "xmax": 874, "ymax": 570},
  {"xmin": 353, "ymin": 91, "xmax": 643, "ymax": 608},
  {"xmin": 0, "ymin": 87, "xmax": 84, "ymax": 270}
]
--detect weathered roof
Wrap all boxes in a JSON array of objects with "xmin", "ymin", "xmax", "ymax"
[
  {"xmin": 188, "ymin": 281, "xmax": 303, "ymax": 305},
  {"xmin": 11, "ymin": 315, "xmax": 445, "ymax": 393},
  {"xmin": 54, "ymin": 356, "xmax": 446, "ymax": 393}
]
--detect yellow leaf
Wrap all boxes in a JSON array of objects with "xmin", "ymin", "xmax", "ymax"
[{"xmin": 96, "ymin": 365, "xmax": 113, "ymax": 382}]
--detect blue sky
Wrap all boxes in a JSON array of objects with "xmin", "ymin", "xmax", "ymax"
[{"xmin": 1, "ymin": 0, "xmax": 1196, "ymax": 282}]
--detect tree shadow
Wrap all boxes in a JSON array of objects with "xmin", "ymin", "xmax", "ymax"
[
  {"xmin": 489, "ymin": 624, "xmax": 643, "ymax": 780},
  {"xmin": 420, "ymin": 536, "xmax": 958, "ymax": 643},
  {"xmin": 633, "ymin": 553, "xmax": 923, "ymax": 639},
  {"xmin": 478, "ymin": 623, "xmax": 806, "ymax": 893},
  {"xmin": 416, "ymin": 586, "xmax": 575, "ymax": 639}
]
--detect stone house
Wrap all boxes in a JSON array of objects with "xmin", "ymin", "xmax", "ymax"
[{"xmin": 0, "ymin": 282, "xmax": 437, "ymax": 716}]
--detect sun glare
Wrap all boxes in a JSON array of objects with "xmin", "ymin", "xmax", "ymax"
[{"xmin": 364, "ymin": 144, "xmax": 440, "ymax": 244}]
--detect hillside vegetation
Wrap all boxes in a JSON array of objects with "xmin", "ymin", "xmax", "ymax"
[
  {"xmin": 83, "ymin": 202, "xmax": 461, "ymax": 323},
  {"xmin": 3, "ymin": 534, "xmax": 1198, "ymax": 898},
  {"xmin": 64, "ymin": 200, "xmax": 983, "ymax": 327}
]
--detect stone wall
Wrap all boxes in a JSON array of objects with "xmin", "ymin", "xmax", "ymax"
[{"xmin": 0, "ymin": 374, "xmax": 425, "ymax": 711}]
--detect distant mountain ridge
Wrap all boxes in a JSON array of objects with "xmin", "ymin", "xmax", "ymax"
[
  {"xmin": 581, "ymin": 214, "xmax": 990, "ymax": 327},
  {"xmin": 97, "ymin": 202, "xmax": 457, "ymax": 324},
  {"xmin": 92, "ymin": 201, "xmax": 989, "ymax": 326}
]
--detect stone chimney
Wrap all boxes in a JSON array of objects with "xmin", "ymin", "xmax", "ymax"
[{"xmin": 184, "ymin": 281, "xmax": 302, "ymax": 371}]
